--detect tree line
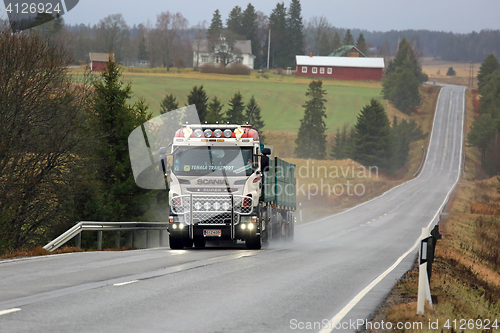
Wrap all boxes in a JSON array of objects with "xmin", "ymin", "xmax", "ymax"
[
  {"xmin": 25, "ymin": 0, "xmax": 499, "ymax": 71},
  {"xmin": 467, "ymin": 54, "xmax": 500, "ymax": 175},
  {"xmin": 293, "ymin": 79, "xmax": 426, "ymax": 174},
  {"xmin": 160, "ymin": 86, "xmax": 266, "ymax": 140}
]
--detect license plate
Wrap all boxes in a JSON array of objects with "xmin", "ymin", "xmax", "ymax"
[{"xmin": 203, "ymin": 229, "xmax": 221, "ymax": 237}]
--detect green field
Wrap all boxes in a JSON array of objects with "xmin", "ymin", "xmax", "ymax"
[{"xmin": 124, "ymin": 73, "xmax": 382, "ymax": 133}]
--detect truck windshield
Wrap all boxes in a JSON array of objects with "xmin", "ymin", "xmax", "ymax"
[{"xmin": 173, "ymin": 146, "xmax": 253, "ymax": 177}]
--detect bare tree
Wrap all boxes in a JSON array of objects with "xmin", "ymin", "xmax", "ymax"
[
  {"xmin": 96, "ymin": 13, "xmax": 130, "ymax": 61},
  {"xmin": 193, "ymin": 21, "xmax": 207, "ymax": 70},
  {"xmin": 211, "ymin": 31, "xmax": 242, "ymax": 67},
  {"xmin": 152, "ymin": 11, "xmax": 188, "ymax": 70},
  {"xmin": 304, "ymin": 16, "xmax": 332, "ymax": 55},
  {"xmin": 0, "ymin": 28, "xmax": 93, "ymax": 252},
  {"xmin": 254, "ymin": 11, "xmax": 269, "ymax": 69}
]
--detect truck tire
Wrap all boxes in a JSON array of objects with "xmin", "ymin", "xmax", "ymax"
[
  {"xmin": 169, "ymin": 235, "xmax": 184, "ymax": 249},
  {"xmin": 184, "ymin": 238, "xmax": 193, "ymax": 248},
  {"xmin": 246, "ymin": 234, "xmax": 262, "ymax": 249},
  {"xmin": 193, "ymin": 237, "xmax": 206, "ymax": 248}
]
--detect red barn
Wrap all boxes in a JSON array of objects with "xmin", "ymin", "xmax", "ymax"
[
  {"xmin": 295, "ymin": 55, "xmax": 385, "ymax": 81},
  {"xmin": 89, "ymin": 52, "xmax": 113, "ymax": 71}
]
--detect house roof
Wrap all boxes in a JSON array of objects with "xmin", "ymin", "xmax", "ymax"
[
  {"xmin": 296, "ymin": 55, "xmax": 385, "ymax": 68},
  {"xmin": 329, "ymin": 45, "xmax": 366, "ymax": 57},
  {"xmin": 89, "ymin": 52, "xmax": 114, "ymax": 62},
  {"xmin": 193, "ymin": 39, "xmax": 253, "ymax": 54}
]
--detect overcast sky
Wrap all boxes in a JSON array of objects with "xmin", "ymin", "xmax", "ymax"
[{"xmin": 1, "ymin": 0, "xmax": 499, "ymax": 33}]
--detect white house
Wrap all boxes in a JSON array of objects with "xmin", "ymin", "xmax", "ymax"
[{"xmin": 193, "ymin": 38, "xmax": 255, "ymax": 69}]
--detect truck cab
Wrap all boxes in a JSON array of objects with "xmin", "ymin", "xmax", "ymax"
[{"xmin": 162, "ymin": 124, "xmax": 267, "ymax": 249}]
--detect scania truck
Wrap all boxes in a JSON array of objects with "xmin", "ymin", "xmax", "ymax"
[{"xmin": 160, "ymin": 123, "xmax": 296, "ymax": 250}]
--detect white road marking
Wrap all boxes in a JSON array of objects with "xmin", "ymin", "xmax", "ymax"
[
  {"xmin": 113, "ymin": 280, "xmax": 138, "ymax": 287},
  {"xmin": 318, "ymin": 85, "xmax": 465, "ymax": 333},
  {"xmin": 0, "ymin": 308, "xmax": 21, "ymax": 316}
]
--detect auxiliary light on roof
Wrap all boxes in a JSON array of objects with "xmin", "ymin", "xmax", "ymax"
[
  {"xmin": 194, "ymin": 129, "xmax": 203, "ymax": 138},
  {"xmin": 204, "ymin": 129, "xmax": 212, "ymax": 138},
  {"xmin": 224, "ymin": 129, "xmax": 232, "ymax": 138},
  {"xmin": 214, "ymin": 129, "xmax": 222, "ymax": 138}
]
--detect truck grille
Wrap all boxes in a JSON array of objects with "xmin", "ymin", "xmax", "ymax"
[{"xmin": 171, "ymin": 194, "xmax": 253, "ymax": 225}]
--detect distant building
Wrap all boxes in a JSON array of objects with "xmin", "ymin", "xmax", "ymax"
[
  {"xmin": 89, "ymin": 52, "xmax": 113, "ymax": 71},
  {"xmin": 295, "ymin": 54, "xmax": 385, "ymax": 81},
  {"xmin": 329, "ymin": 45, "xmax": 366, "ymax": 58},
  {"xmin": 192, "ymin": 38, "xmax": 255, "ymax": 69}
]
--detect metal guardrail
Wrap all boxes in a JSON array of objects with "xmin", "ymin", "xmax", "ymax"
[{"xmin": 43, "ymin": 221, "xmax": 169, "ymax": 252}]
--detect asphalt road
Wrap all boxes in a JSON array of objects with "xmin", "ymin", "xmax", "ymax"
[{"xmin": 0, "ymin": 84, "xmax": 465, "ymax": 332}]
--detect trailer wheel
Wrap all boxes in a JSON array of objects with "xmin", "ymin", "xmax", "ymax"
[
  {"xmin": 193, "ymin": 237, "xmax": 206, "ymax": 248},
  {"xmin": 246, "ymin": 234, "xmax": 262, "ymax": 249},
  {"xmin": 169, "ymin": 235, "xmax": 184, "ymax": 249}
]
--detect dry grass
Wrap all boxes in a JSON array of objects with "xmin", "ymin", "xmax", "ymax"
[
  {"xmin": 362, "ymin": 90, "xmax": 500, "ymax": 332},
  {"xmin": 422, "ymin": 57, "xmax": 478, "ymax": 89},
  {"xmin": 261, "ymin": 84, "xmax": 440, "ymax": 222}
]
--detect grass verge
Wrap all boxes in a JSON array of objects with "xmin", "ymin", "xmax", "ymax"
[{"xmin": 361, "ymin": 87, "xmax": 500, "ymax": 333}]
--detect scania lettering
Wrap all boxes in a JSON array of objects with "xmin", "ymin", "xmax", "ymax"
[{"xmin": 160, "ymin": 123, "xmax": 296, "ymax": 249}]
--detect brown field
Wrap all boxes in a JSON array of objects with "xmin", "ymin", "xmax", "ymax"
[{"xmin": 421, "ymin": 57, "xmax": 479, "ymax": 88}]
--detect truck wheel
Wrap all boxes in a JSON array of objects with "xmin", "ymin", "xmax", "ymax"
[
  {"xmin": 184, "ymin": 238, "xmax": 193, "ymax": 248},
  {"xmin": 246, "ymin": 235, "xmax": 262, "ymax": 249},
  {"xmin": 169, "ymin": 235, "xmax": 184, "ymax": 249},
  {"xmin": 194, "ymin": 237, "xmax": 206, "ymax": 248}
]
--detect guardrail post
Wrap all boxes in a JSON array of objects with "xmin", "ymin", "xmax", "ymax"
[
  {"xmin": 97, "ymin": 231, "xmax": 103, "ymax": 251},
  {"xmin": 146, "ymin": 230, "xmax": 150, "ymax": 248},
  {"xmin": 417, "ymin": 228, "xmax": 433, "ymax": 315},
  {"xmin": 115, "ymin": 231, "xmax": 120, "ymax": 249},
  {"xmin": 75, "ymin": 232, "xmax": 81, "ymax": 248},
  {"xmin": 159, "ymin": 230, "xmax": 164, "ymax": 247}
]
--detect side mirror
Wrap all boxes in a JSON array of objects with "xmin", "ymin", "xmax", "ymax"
[
  {"xmin": 159, "ymin": 147, "xmax": 166, "ymax": 175},
  {"xmin": 262, "ymin": 148, "xmax": 271, "ymax": 156}
]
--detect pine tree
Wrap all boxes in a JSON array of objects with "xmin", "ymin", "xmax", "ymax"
[
  {"xmin": 206, "ymin": 96, "xmax": 224, "ymax": 124},
  {"xmin": 269, "ymin": 3, "xmax": 288, "ymax": 68},
  {"xmin": 91, "ymin": 52, "xmax": 152, "ymax": 221},
  {"xmin": 160, "ymin": 93, "xmax": 179, "ymax": 114},
  {"xmin": 356, "ymin": 33, "xmax": 368, "ymax": 55},
  {"xmin": 225, "ymin": 91, "xmax": 246, "ymax": 124},
  {"xmin": 477, "ymin": 54, "xmax": 500, "ymax": 93},
  {"xmin": 226, "ymin": 6, "xmax": 244, "ymax": 36},
  {"xmin": 331, "ymin": 32, "xmax": 341, "ymax": 53},
  {"xmin": 186, "ymin": 85, "xmax": 209, "ymax": 123},
  {"xmin": 241, "ymin": 3, "xmax": 258, "ymax": 65},
  {"xmin": 446, "ymin": 67, "xmax": 456, "ymax": 76},
  {"xmin": 318, "ymin": 31, "xmax": 332, "ymax": 56},
  {"xmin": 384, "ymin": 66, "xmax": 421, "ymax": 114},
  {"xmin": 385, "ymin": 38, "xmax": 427, "ymax": 83},
  {"xmin": 342, "ymin": 29, "xmax": 354, "ymax": 45},
  {"xmin": 208, "ymin": 9, "xmax": 224, "ymax": 41},
  {"xmin": 245, "ymin": 96, "xmax": 265, "ymax": 141},
  {"xmin": 352, "ymin": 99, "xmax": 393, "ymax": 172},
  {"xmin": 295, "ymin": 80, "xmax": 328, "ymax": 159},
  {"xmin": 287, "ymin": 0, "xmax": 304, "ymax": 62},
  {"xmin": 331, "ymin": 125, "xmax": 351, "ymax": 160}
]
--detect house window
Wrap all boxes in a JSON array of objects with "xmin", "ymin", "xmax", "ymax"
[
  {"xmin": 320, "ymin": 67, "xmax": 325, "ymax": 74},
  {"xmin": 327, "ymin": 68, "xmax": 332, "ymax": 74},
  {"xmin": 302, "ymin": 66, "xmax": 307, "ymax": 73},
  {"xmin": 215, "ymin": 57, "xmax": 219, "ymax": 63},
  {"xmin": 201, "ymin": 56, "xmax": 208, "ymax": 63},
  {"xmin": 312, "ymin": 67, "xmax": 317, "ymax": 74}
]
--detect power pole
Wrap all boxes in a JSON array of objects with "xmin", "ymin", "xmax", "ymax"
[{"xmin": 267, "ymin": 29, "xmax": 271, "ymax": 70}]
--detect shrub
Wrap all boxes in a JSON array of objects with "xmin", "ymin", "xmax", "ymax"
[{"xmin": 200, "ymin": 63, "xmax": 251, "ymax": 75}]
